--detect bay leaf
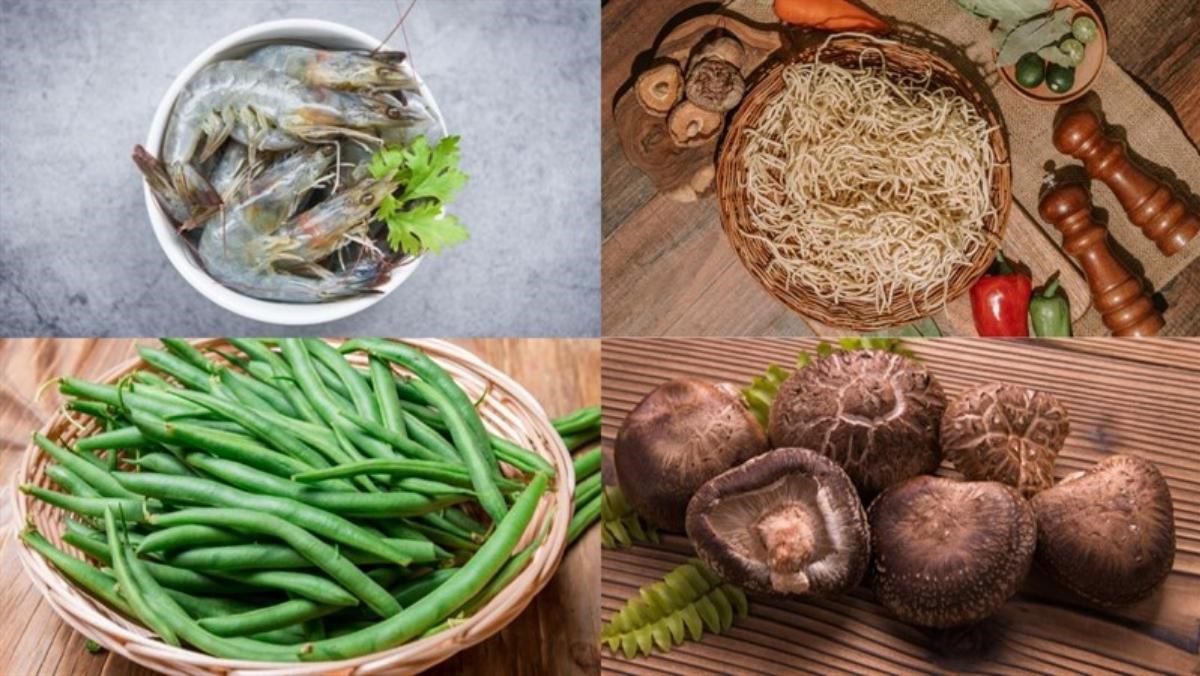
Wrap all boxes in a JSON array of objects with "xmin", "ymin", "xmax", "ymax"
[{"xmin": 997, "ymin": 8, "xmax": 1073, "ymax": 66}]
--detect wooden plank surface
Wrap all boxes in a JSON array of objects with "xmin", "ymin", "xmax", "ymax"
[
  {"xmin": 0, "ymin": 338, "xmax": 600, "ymax": 676},
  {"xmin": 600, "ymin": 338, "xmax": 1200, "ymax": 674},
  {"xmin": 601, "ymin": 0, "xmax": 1200, "ymax": 337}
]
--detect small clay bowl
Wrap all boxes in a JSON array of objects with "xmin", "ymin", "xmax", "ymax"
[{"xmin": 994, "ymin": 0, "xmax": 1107, "ymax": 105}]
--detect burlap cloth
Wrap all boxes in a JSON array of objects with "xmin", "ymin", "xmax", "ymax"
[{"xmin": 733, "ymin": 0, "xmax": 1200, "ymax": 289}]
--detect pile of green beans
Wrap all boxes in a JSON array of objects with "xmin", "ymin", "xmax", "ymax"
[
  {"xmin": 552, "ymin": 405, "xmax": 603, "ymax": 546},
  {"xmin": 22, "ymin": 338, "xmax": 592, "ymax": 662}
]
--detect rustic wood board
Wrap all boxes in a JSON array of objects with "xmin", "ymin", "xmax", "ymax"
[
  {"xmin": 600, "ymin": 337, "xmax": 1200, "ymax": 674},
  {"xmin": 601, "ymin": 0, "xmax": 1200, "ymax": 337},
  {"xmin": 0, "ymin": 338, "xmax": 600, "ymax": 676}
]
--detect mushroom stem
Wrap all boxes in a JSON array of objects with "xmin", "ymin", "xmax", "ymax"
[{"xmin": 755, "ymin": 504, "xmax": 816, "ymax": 594}]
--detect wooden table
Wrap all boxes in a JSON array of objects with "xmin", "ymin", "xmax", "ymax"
[
  {"xmin": 0, "ymin": 338, "xmax": 601, "ymax": 676},
  {"xmin": 600, "ymin": 337, "xmax": 1200, "ymax": 674},
  {"xmin": 601, "ymin": 0, "xmax": 1200, "ymax": 337}
]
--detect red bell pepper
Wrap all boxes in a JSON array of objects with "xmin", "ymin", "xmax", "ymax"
[{"xmin": 970, "ymin": 251, "xmax": 1031, "ymax": 337}]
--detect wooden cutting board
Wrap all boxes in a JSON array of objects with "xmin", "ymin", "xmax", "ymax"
[{"xmin": 600, "ymin": 337, "xmax": 1200, "ymax": 674}]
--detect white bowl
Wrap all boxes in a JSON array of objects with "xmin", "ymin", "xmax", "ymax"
[{"xmin": 143, "ymin": 19, "xmax": 447, "ymax": 325}]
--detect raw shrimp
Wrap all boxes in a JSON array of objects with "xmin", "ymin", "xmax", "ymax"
[
  {"xmin": 198, "ymin": 146, "xmax": 334, "ymax": 282},
  {"xmin": 132, "ymin": 145, "xmax": 221, "ymax": 227},
  {"xmin": 207, "ymin": 142, "xmax": 249, "ymax": 200},
  {"xmin": 218, "ymin": 254, "xmax": 395, "ymax": 303},
  {"xmin": 245, "ymin": 45, "xmax": 418, "ymax": 93},
  {"xmin": 139, "ymin": 60, "xmax": 427, "ymax": 221},
  {"xmin": 257, "ymin": 177, "xmax": 398, "ymax": 266}
]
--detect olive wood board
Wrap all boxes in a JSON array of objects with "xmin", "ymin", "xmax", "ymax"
[
  {"xmin": 612, "ymin": 12, "xmax": 787, "ymax": 202},
  {"xmin": 0, "ymin": 338, "xmax": 601, "ymax": 676},
  {"xmin": 602, "ymin": 0, "xmax": 1200, "ymax": 337},
  {"xmin": 600, "ymin": 337, "xmax": 1200, "ymax": 675}
]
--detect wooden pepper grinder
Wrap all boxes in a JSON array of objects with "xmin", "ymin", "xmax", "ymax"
[
  {"xmin": 1039, "ymin": 182, "xmax": 1164, "ymax": 336},
  {"xmin": 1053, "ymin": 109, "xmax": 1200, "ymax": 256}
]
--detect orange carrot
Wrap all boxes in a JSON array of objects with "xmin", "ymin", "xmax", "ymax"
[{"xmin": 773, "ymin": 0, "xmax": 889, "ymax": 33}]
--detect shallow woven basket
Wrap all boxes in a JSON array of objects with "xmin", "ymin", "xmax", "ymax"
[
  {"xmin": 717, "ymin": 35, "xmax": 1012, "ymax": 330},
  {"xmin": 13, "ymin": 339, "xmax": 574, "ymax": 676}
]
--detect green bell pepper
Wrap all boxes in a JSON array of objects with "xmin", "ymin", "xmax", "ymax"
[{"xmin": 1029, "ymin": 278, "xmax": 1072, "ymax": 337}]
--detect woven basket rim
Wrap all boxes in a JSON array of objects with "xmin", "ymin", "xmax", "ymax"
[
  {"xmin": 716, "ymin": 35, "xmax": 1012, "ymax": 330},
  {"xmin": 12, "ymin": 338, "xmax": 575, "ymax": 676}
]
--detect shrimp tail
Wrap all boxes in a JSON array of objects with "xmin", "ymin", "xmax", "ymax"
[{"xmin": 132, "ymin": 145, "xmax": 192, "ymax": 224}]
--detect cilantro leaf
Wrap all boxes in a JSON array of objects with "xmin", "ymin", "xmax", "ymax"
[{"xmin": 368, "ymin": 135, "xmax": 470, "ymax": 256}]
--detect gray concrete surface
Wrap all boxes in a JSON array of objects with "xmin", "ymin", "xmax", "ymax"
[{"xmin": 0, "ymin": 0, "xmax": 599, "ymax": 336}]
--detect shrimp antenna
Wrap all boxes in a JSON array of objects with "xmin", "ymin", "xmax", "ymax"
[{"xmin": 372, "ymin": 0, "xmax": 418, "ymax": 57}]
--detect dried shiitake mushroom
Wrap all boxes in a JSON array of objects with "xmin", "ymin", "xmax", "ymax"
[
  {"xmin": 941, "ymin": 383, "xmax": 1069, "ymax": 497},
  {"xmin": 686, "ymin": 448, "xmax": 869, "ymax": 597},
  {"xmin": 614, "ymin": 378, "xmax": 768, "ymax": 532},
  {"xmin": 768, "ymin": 350, "xmax": 946, "ymax": 495},
  {"xmin": 667, "ymin": 101, "xmax": 723, "ymax": 147},
  {"xmin": 1031, "ymin": 454, "xmax": 1175, "ymax": 607},
  {"xmin": 694, "ymin": 35, "xmax": 746, "ymax": 70},
  {"xmin": 685, "ymin": 57, "xmax": 745, "ymax": 112},
  {"xmin": 636, "ymin": 62, "xmax": 683, "ymax": 117},
  {"xmin": 869, "ymin": 476, "xmax": 1036, "ymax": 627}
]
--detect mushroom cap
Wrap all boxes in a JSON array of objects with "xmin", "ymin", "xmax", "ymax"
[
  {"xmin": 615, "ymin": 378, "xmax": 768, "ymax": 532},
  {"xmin": 1030, "ymin": 454, "xmax": 1175, "ymax": 606},
  {"xmin": 941, "ymin": 383, "xmax": 1069, "ymax": 497},
  {"xmin": 694, "ymin": 35, "xmax": 746, "ymax": 70},
  {"xmin": 685, "ymin": 57, "xmax": 745, "ymax": 112},
  {"xmin": 686, "ymin": 447, "xmax": 869, "ymax": 597},
  {"xmin": 768, "ymin": 350, "xmax": 946, "ymax": 495},
  {"xmin": 667, "ymin": 101, "xmax": 724, "ymax": 147},
  {"xmin": 868, "ymin": 476, "xmax": 1036, "ymax": 628},
  {"xmin": 636, "ymin": 61, "xmax": 683, "ymax": 117}
]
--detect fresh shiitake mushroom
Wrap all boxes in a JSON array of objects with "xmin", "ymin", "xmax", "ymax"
[
  {"xmin": 1031, "ymin": 454, "xmax": 1175, "ymax": 607},
  {"xmin": 768, "ymin": 350, "xmax": 946, "ymax": 495},
  {"xmin": 636, "ymin": 62, "xmax": 683, "ymax": 117},
  {"xmin": 614, "ymin": 378, "xmax": 768, "ymax": 531},
  {"xmin": 941, "ymin": 383, "xmax": 1070, "ymax": 497},
  {"xmin": 684, "ymin": 57, "xmax": 745, "ymax": 112},
  {"xmin": 667, "ymin": 101, "xmax": 724, "ymax": 147},
  {"xmin": 868, "ymin": 476, "xmax": 1036, "ymax": 627},
  {"xmin": 686, "ymin": 448, "xmax": 869, "ymax": 597}
]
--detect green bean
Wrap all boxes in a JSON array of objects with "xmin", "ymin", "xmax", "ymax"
[
  {"xmin": 105, "ymin": 507, "xmax": 180, "ymax": 645},
  {"xmin": 394, "ymin": 477, "xmax": 475, "ymax": 498},
  {"xmin": 335, "ymin": 410, "xmax": 443, "ymax": 462},
  {"xmin": 138, "ymin": 524, "xmax": 243, "ymax": 554},
  {"xmin": 370, "ymin": 357, "xmax": 408, "ymax": 440},
  {"xmin": 62, "ymin": 524, "xmax": 252, "ymax": 595},
  {"xmin": 306, "ymin": 338, "xmax": 380, "ymax": 424},
  {"xmin": 128, "ymin": 410, "xmax": 310, "ymax": 480},
  {"xmin": 149, "ymin": 507, "xmax": 399, "ymax": 618},
  {"xmin": 129, "ymin": 384, "xmax": 215, "ymax": 418},
  {"xmin": 298, "ymin": 473, "xmax": 548, "ymax": 660},
  {"xmin": 560, "ymin": 430, "xmax": 598, "ymax": 452},
  {"xmin": 280, "ymin": 338, "xmax": 350, "ymax": 429},
  {"xmin": 218, "ymin": 570, "xmax": 358, "ymax": 606},
  {"xmin": 396, "ymin": 400, "xmax": 553, "ymax": 475},
  {"xmin": 391, "ymin": 568, "xmax": 458, "ymax": 606},
  {"xmin": 75, "ymin": 426, "xmax": 148, "ymax": 452},
  {"xmin": 228, "ymin": 338, "xmax": 284, "ymax": 373},
  {"xmin": 408, "ymin": 378, "xmax": 506, "ymax": 522},
  {"xmin": 21, "ymin": 484, "xmax": 155, "ymax": 522},
  {"xmin": 66, "ymin": 398, "xmax": 116, "ymax": 421},
  {"xmin": 165, "ymin": 589, "xmax": 255, "ymax": 618},
  {"xmin": 160, "ymin": 338, "xmax": 220, "ymax": 374},
  {"xmin": 291, "ymin": 458, "xmax": 523, "ymax": 492},
  {"xmin": 114, "ymin": 472, "xmax": 414, "ymax": 568},
  {"xmin": 401, "ymin": 410, "xmax": 461, "ymax": 462},
  {"xmin": 574, "ymin": 471, "xmax": 603, "ymax": 509},
  {"xmin": 122, "ymin": 544, "xmax": 300, "ymax": 661},
  {"xmin": 572, "ymin": 445, "xmax": 602, "ymax": 480},
  {"xmin": 312, "ymin": 354, "xmax": 352, "ymax": 399},
  {"xmin": 136, "ymin": 346, "xmax": 213, "ymax": 392},
  {"xmin": 32, "ymin": 433, "xmax": 137, "ymax": 499},
  {"xmin": 568, "ymin": 492, "xmax": 601, "ymax": 545},
  {"xmin": 458, "ymin": 524, "xmax": 546, "ymax": 619},
  {"xmin": 186, "ymin": 454, "xmax": 463, "ymax": 518},
  {"xmin": 552, "ymin": 405, "xmax": 601, "ymax": 436},
  {"xmin": 492, "ymin": 436, "xmax": 556, "ymax": 476},
  {"xmin": 440, "ymin": 507, "xmax": 487, "ymax": 535},
  {"xmin": 199, "ymin": 598, "xmax": 342, "ymax": 638},
  {"xmin": 129, "ymin": 452, "xmax": 195, "ymax": 476},
  {"xmin": 405, "ymin": 521, "xmax": 480, "ymax": 553},
  {"xmin": 164, "ymin": 538, "xmax": 441, "ymax": 570},
  {"xmin": 21, "ymin": 529, "xmax": 133, "ymax": 616},
  {"xmin": 168, "ymin": 389, "xmax": 336, "ymax": 477},
  {"xmin": 220, "ymin": 368, "xmax": 298, "ymax": 418},
  {"xmin": 341, "ymin": 340, "xmax": 496, "ymax": 467},
  {"xmin": 418, "ymin": 512, "xmax": 480, "ymax": 543},
  {"xmin": 46, "ymin": 464, "xmax": 101, "ymax": 498}
]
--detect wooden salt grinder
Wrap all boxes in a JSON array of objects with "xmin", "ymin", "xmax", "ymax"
[
  {"xmin": 1038, "ymin": 183, "xmax": 1164, "ymax": 336},
  {"xmin": 1053, "ymin": 109, "xmax": 1200, "ymax": 256}
]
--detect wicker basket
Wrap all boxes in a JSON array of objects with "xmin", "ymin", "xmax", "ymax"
[
  {"xmin": 13, "ymin": 339, "xmax": 574, "ymax": 676},
  {"xmin": 717, "ymin": 35, "xmax": 1012, "ymax": 330}
]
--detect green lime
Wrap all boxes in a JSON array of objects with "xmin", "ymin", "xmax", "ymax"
[
  {"xmin": 1046, "ymin": 63, "xmax": 1076, "ymax": 94},
  {"xmin": 1072, "ymin": 16, "xmax": 1098, "ymax": 44},
  {"xmin": 1015, "ymin": 52, "xmax": 1046, "ymax": 89},
  {"xmin": 1059, "ymin": 38, "xmax": 1085, "ymax": 66}
]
